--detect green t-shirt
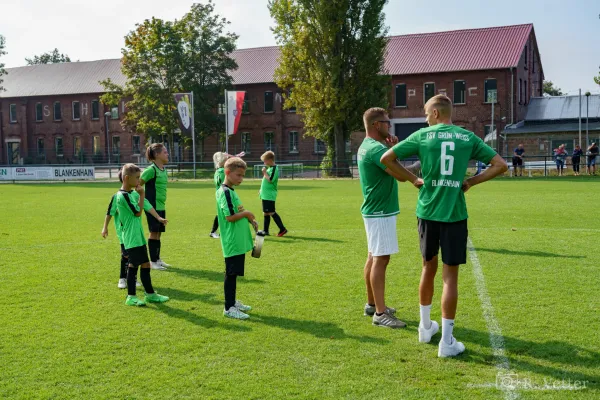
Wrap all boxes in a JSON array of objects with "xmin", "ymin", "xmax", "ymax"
[
  {"xmin": 141, "ymin": 163, "xmax": 168, "ymax": 211},
  {"xmin": 392, "ymin": 124, "xmax": 497, "ymax": 223},
  {"xmin": 107, "ymin": 193, "xmax": 153, "ymax": 244},
  {"xmin": 358, "ymin": 138, "xmax": 399, "ymax": 218},
  {"xmin": 216, "ymin": 184, "xmax": 254, "ymax": 258},
  {"xmin": 115, "ymin": 190, "xmax": 148, "ymax": 250},
  {"xmin": 214, "ymin": 168, "xmax": 225, "ymax": 190},
  {"xmin": 259, "ymin": 165, "xmax": 279, "ymax": 201}
]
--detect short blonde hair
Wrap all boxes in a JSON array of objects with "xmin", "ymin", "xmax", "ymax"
[
  {"xmin": 261, "ymin": 151, "xmax": 275, "ymax": 162},
  {"xmin": 224, "ymin": 157, "xmax": 247, "ymax": 172},
  {"xmin": 213, "ymin": 152, "xmax": 230, "ymax": 169},
  {"xmin": 425, "ymin": 94, "xmax": 452, "ymax": 118},
  {"xmin": 363, "ymin": 107, "xmax": 388, "ymax": 129},
  {"xmin": 120, "ymin": 163, "xmax": 141, "ymax": 179}
]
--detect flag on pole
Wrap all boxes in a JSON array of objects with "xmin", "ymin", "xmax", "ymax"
[
  {"xmin": 173, "ymin": 93, "xmax": 192, "ymax": 135},
  {"xmin": 227, "ymin": 91, "xmax": 245, "ymax": 136}
]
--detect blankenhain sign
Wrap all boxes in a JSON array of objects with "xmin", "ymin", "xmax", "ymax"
[
  {"xmin": 0, "ymin": 167, "xmax": 95, "ymax": 181},
  {"xmin": 54, "ymin": 167, "xmax": 95, "ymax": 178}
]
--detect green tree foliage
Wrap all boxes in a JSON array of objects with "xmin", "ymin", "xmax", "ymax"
[
  {"xmin": 25, "ymin": 48, "xmax": 71, "ymax": 65},
  {"xmin": 0, "ymin": 35, "xmax": 6, "ymax": 91},
  {"xmin": 542, "ymin": 80, "xmax": 564, "ymax": 96},
  {"xmin": 269, "ymin": 0, "xmax": 390, "ymax": 176}
]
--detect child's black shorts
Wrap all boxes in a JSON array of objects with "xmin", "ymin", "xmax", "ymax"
[
  {"xmin": 127, "ymin": 245, "xmax": 150, "ymax": 267},
  {"xmin": 145, "ymin": 210, "xmax": 166, "ymax": 233},
  {"xmin": 262, "ymin": 200, "xmax": 276, "ymax": 213},
  {"xmin": 418, "ymin": 218, "xmax": 468, "ymax": 266},
  {"xmin": 225, "ymin": 253, "xmax": 245, "ymax": 276},
  {"xmin": 120, "ymin": 244, "xmax": 128, "ymax": 257}
]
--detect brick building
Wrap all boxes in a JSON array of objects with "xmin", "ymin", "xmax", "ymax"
[{"xmin": 0, "ymin": 23, "xmax": 542, "ymax": 165}]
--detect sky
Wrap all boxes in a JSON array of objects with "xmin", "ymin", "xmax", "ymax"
[{"xmin": 1, "ymin": 0, "xmax": 598, "ymax": 94}]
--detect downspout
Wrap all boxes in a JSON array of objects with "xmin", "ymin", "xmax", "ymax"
[{"xmin": 510, "ymin": 67, "xmax": 514, "ymax": 124}]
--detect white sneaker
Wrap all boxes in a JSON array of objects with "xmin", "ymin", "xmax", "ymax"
[
  {"xmin": 438, "ymin": 336, "xmax": 466, "ymax": 358},
  {"xmin": 118, "ymin": 278, "xmax": 127, "ymax": 289},
  {"xmin": 151, "ymin": 261, "xmax": 167, "ymax": 270},
  {"xmin": 157, "ymin": 259, "xmax": 171, "ymax": 268},
  {"xmin": 234, "ymin": 300, "xmax": 251, "ymax": 312},
  {"xmin": 209, "ymin": 232, "xmax": 220, "ymax": 239},
  {"xmin": 136, "ymin": 280, "xmax": 142, "ymax": 287},
  {"xmin": 418, "ymin": 320, "xmax": 439, "ymax": 343},
  {"xmin": 223, "ymin": 306, "xmax": 249, "ymax": 320}
]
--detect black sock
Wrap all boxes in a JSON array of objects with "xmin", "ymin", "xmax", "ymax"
[
  {"xmin": 127, "ymin": 266, "xmax": 138, "ymax": 296},
  {"xmin": 375, "ymin": 312, "xmax": 384, "ymax": 316},
  {"xmin": 120, "ymin": 256, "xmax": 128, "ymax": 279},
  {"xmin": 263, "ymin": 215, "xmax": 271, "ymax": 233},
  {"xmin": 211, "ymin": 215, "xmax": 219, "ymax": 233},
  {"xmin": 224, "ymin": 274, "xmax": 237, "ymax": 311},
  {"xmin": 148, "ymin": 239, "xmax": 160, "ymax": 262},
  {"xmin": 272, "ymin": 213, "xmax": 285, "ymax": 232},
  {"xmin": 140, "ymin": 268, "xmax": 154, "ymax": 294},
  {"xmin": 368, "ymin": 303, "xmax": 375, "ymax": 307},
  {"xmin": 157, "ymin": 240, "xmax": 161, "ymax": 260}
]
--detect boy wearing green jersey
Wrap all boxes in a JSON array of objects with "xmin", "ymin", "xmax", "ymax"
[
  {"xmin": 216, "ymin": 157, "xmax": 258, "ymax": 320},
  {"xmin": 259, "ymin": 151, "xmax": 287, "ymax": 237},
  {"xmin": 117, "ymin": 163, "xmax": 171, "ymax": 307},
  {"xmin": 381, "ymin": 95, "xmax": 507, "ymax": 357},
  {"xmin": 140, "ymin": 143, "xmax": 170, "ymax": 270},
  {"xmin": 209, "ymin": 152, "xmax": 230, "ymax": 239}
]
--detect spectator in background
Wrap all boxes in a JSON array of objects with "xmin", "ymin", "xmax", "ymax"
[
  {"xmin": 554, "ymin": 144, "xmax": 567, "ymax": 176},
  {"xmin": 587, "ymin": 143, "xmax": 598, "ymax": 175},
  {"xmin": 512, "ymin": 144, "xmax": 525, "ymax": 177},
  {"xmin": 572, "ymin": 145, "xmax": 583, "ymax": 176}
]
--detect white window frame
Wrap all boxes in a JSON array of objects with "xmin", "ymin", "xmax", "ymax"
[
  {"xmin": 73, "ymin": 136, "xmax": 82, "ymax": 156},
  {"xmin": 264, "ymin": 132, "xmax": 274, "ymax": 151},
  {"xmin": 289, "ymin": 131, "xmax": 299, "ymax": 153},
  {"xmin": 314, "ymin": 138, "xmax": 326, "ymax": 154},
  {"xmin": 93, "ymin": 136, "xmax": 100, "ymax": 154},
  {"xmin": 110, "ymin": 106, "xmax": 119, "ymax": 120}
]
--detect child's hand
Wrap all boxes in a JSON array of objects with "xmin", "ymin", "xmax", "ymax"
[
  {"xmin": 159, "ymin": 217, "xmax": 168, "ymax": 226},
  {"xmin": 262, "ymin": 167, "xmax": 266, "ymax": 174},
  {"xmin": 245, "ymin": 211, "xmax": 255, "ymax": 221},
  {"xmin": 251, "ymin": 219, "xmax": 258, "ymax": 231},
  {"xmin": 135, "ymin": 185, "xmax": 145, "ymax": 194},
  {"xmin": 101, "ymin": 228, "xmax": 108, "ymax": 238}
]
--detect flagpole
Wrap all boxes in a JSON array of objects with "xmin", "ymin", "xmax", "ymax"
[
  {"xmin": 224, "ymin": 89, "xmax": 229, "ymax": 155},
  {"xmin": 191, "ymin": 91, "xmax": 196, "ymax": 179}
]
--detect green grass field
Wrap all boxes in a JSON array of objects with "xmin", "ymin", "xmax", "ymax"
[{"xmin": 1, "ymin": 177, "xmax": 598, "ymax": 399}]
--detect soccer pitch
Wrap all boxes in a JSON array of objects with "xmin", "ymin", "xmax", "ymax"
[{"xmin": 1, "ymin": 178, "xmax": 598, "ymax": 399}]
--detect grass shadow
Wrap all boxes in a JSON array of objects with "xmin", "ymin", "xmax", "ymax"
[
  {"xmin": 275, "ymin": 235, "xmax": 345, "ymax": 243},
  {"xmin": 151, "ymin": 303, "xmax": 251, "ymax": 332},
  {"xmin": 472, "ymin": 247, "xmax": 585, "ymax": 259},
  {"xmin": 155, "ymin": 287, "xmax": 221, "ymax": 305},
  {"xmin": 248, "ymin": 313, "xmax": 389, "ymax": 345},
  {"xmin": 168, "ymin": 267, "xmax": 266, "ymax": 284}
]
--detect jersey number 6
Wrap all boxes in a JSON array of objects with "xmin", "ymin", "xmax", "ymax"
[{"xmin": 441, "ymin": 141, "xmax": 455, "ymax": 176}]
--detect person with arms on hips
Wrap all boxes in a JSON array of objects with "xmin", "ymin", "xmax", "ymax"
[
  {"xmin": 358, "ymin": 107, "xmax": 423, "ymax": 329},
  {"xmin": 140, "ymin": 143, "xmax": 170, "ymax": 270},
  {"xmin": 572, "ymin": 145, "xmax": 583, "ymax": 176},
  {"xmin": 209, "ymin": 152, "xmax": 231, "ymax": 239},
  {"xmin": 512, "ymin": 144, "xmax": 525, "ymax": 177},
  {"xmin": 259, "ymin": 151, "xmax": 287, "ymax": 237},
  {"xmin": 587, "ymin": 143, "xmax": 598, "ymax": 175},
  {"xmin": 216, "ymin": 157, "xmax": 258, "ymax": 319},
  {"xmin": 116, "ymin": 164, "xmax": 170, "ymax": 306},
  {"xmin": 381, "ymin": 95, "xmax": 507, "ymax": 357}
]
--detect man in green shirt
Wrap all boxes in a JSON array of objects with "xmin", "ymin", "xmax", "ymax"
[
  {"xmin": 259, "ymin": 151, "xmax": 287, "ymax": 237},
  {"xmin": 217, "ymin": 157, "xmax": 258, "ymax": 320},
  {"xmin": 358, "ymin": 107, "xmax": 422, "ymax": 329},
  {"xmin": 381, "ymin": 95, "xmax": 507, "ymax": 357}
]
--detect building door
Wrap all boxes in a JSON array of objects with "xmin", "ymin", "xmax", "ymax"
[{"xmin": 7, "ymin": 142, "xmax": 20, "ymax": 165}]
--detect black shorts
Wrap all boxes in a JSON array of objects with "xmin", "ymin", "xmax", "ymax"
[
  {"xmin": 418, "ymin": 218, "xmax": 468, "ymax": 266},
  {"xmin": 120, "ymin": 244, "xmax": 128, "ymax": 258},
  {"xmin": 225, "ymin": 253, "xmax": 245, "ymax": 276},
  {"xmin": 127, "ymin": 245, "xmax": 150, "ymax": 267},
  {"xmin": 145, "ymin": 210, "xmax": 166, "ymax": 233},
  {"xmin": 262, "ymin": 200, "xmax": 276, "ymax": 213},
  {"xmin": 512, "ymin": 157, "xmax": 523, "ymax": 167}
]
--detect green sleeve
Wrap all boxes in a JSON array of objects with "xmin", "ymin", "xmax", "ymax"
[
  {"xmin": 141, "ymin": 166, "xmax": 154, "ymax": 183},
  {"xmin": 107, "ymin": 195, "xmax": 118, "ymax": 216},
  {"xmin": 392, "ymin": 132, "xmax": 420, "ymax": 160},
  {"xmin": 471, "ymin": 136, "xmax": 497, "ymax": 164},
  {"xmin": 371, "ymin": 144, "xmax": 390, "ymax": 171},
  {"xmin": 217, "ymin": 191, "xmax": 236, "ymax": 217},
  {"xmin": 143, "ymin": 198, "xmax": 153, "ymax": 212}
]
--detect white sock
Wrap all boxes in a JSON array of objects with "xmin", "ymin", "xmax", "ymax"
[
  {"xmin": 420, "ymin": 304, "xmax": 432, "ymax": 329},
  {"xmin": 442, "ymin": 318, "xmax": 455, "ymax": 345}
]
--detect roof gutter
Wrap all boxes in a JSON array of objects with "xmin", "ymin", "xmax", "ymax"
[{"xmin": 510, "ymin": 67, "xmax": 514, "ymax": 124}]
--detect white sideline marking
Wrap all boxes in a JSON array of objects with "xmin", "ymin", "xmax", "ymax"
[{"xmin": 468, "ymin": 237, "xmax": 519, "ymax": 400}]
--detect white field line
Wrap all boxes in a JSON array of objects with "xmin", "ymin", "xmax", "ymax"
[{"xmin": 468, "ymin": 237, "xmax": 519, "ymax": 400}]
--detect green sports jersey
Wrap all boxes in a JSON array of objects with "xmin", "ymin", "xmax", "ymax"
[
  {"xmin": 358, "ymin": 138, "xmax": 399, "ymax": 218},
  {"xmin": 115, "ymin": 190, "xmax": 148, "ymax": 250},
  {"xmin": 259, "ymin": 165, "xmax": 279, "ymax": 201},
  {"xmin": 214, "ymin": 168, "xmax": 225, "ymax": 190},
  {"xmin": 392, "ymin": 124, "xmax": 497, "ymax": 223},
  {"xmin": 107, "ymin": 193, "xmax": 153, "ymax": 244},
  {"xmin": 141, "ymin": 163, "xmax": 168, "ymax": 210},
  {"xmin": 216, "ymin": 184, "xmax": 253, "ymax": 258}
]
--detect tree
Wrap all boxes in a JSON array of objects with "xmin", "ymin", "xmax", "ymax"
[
  {"xmin": 543, "ymin": 80, "xmax": 563, "ymax": 96},
  {"xmin": 25, "ymin": 48, "xmax": 71, "ymax": 65},
  {"xmin": 0, "ymin": 35, "xmax": 6, "ymax": 92},
  {"xmin": 269, "ymin": 0, "xmax": 390, "ymax": 176},
  {"xmin": 594, "ymin": 69, "xmax": 600, "ymax": 87}
]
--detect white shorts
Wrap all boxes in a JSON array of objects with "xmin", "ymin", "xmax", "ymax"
[{"xmin": 363, "ymin": 216, "xmax": 399, "ymax": 256}]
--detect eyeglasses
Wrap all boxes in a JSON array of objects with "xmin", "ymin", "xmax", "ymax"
[{"xmin": 374, "ymin": 120, "xmax": 391, "ymax": 126}]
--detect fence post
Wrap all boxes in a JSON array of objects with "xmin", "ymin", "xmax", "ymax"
[
  {"xmin": 544, "ymin": 156, "xmax": 547, "ymax": 177},
  {"xmin": 292, "ymin": 162, "xmax": 295, "ymax": 180},
  {"xmin": 109, "ymin": 166, "xmax": 112, "ymax": 179}
]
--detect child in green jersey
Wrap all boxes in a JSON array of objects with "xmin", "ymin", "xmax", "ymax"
[
  {"xmin": 117, "ymin": 163, "xmax": 171, "ymax": 307},
  {"xmin": 209, "ymin": 152, "xmax": 230, "ymax": 239},
  {"xmin": 259, "ymin": 151, "xmax": 287, "ymax": 236},
  {"xmin": 140, "ymin": 143, "xmax": 170, "ymax": 270},
  {"xmin": 216, "ymin": 157, "xmax": 258, "ymax": 320}
]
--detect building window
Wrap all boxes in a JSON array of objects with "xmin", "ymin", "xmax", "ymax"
[
  {"xmin": 264, "ymin": 91, "xmax": 274, "ymax": 113},
  {"xmin": 73, "ymin": 137, "xmax": 82, "ymax": 157},
  {"xmin": 112, "ymin": 136, "xmax": 120, "ymax": 155},
  {"xmin": 91, "ymin": 100, "xmax": 100, "ymax": 120},
  {"xmin": 395, "ymin": 84, "xmax": 407, "ymax": 107},
  {"xmin": 264, "ymin": 132, "xmax": 274, "ymax": 150},
  {"xmin": 524, "ymin": 80, "xmax": 528, "ymax": 105},
  {"xmin": 242, "ymin": 99, "xmax": 250, "ymax": 114},
  {"xmin": 345, "ymin": 139, "xmax": 351, "ymax": 154},
  {"xmin": 287, "ymin": 89, "xmax": 296, "ymax": 112},
  {"xmin": 315, "ymin": 138, "xmax": 326, "ymax": 154},
  {"xmin": 54, "ymin": 102, "xmax": 62, "ymax": 121},
  {"xmin": 55, "ymin": 137, "xmax": 64, "ymax": 157},
  {"xmin": 424, "ymin": 83, "xmax": 435, "ymax": 104},
  {"xmin": 93, "ymin": 136, "xmax": 100, "ymax": 154},
  {"xmin": 484, "ymin": 125, "xmax": 493, "ymax": 138},
  {"xmin": 37, "ymin": 138, "xmax": 44, "ymax": 157},
  {"xmin": 132, "ymin": 135, "xmax": 141, "ymax": 155},
  {"xmin": 110, "ymin": 106, "xmax": 119, "ymax": 120},
  {"xmin": 524, "ymin": 46, "xmax": 528, "ymax": 69},
  {"xmin": 72, "ymin": 101, "xmax": 81, "ymax": 120},
  {"xmin": 241, "ymin": 132, "xmax": 251, "ymax": 153},
  {"xmin": 36, "ymin": 103, "xmax": 43, "ymax": 122},
  {"xmin": 453, "ymin": 80, "xmax": 466, "ymax": 104},
  {"xmin": 518, "ymin": 79, "xmax": 522, "ymax": 104},
  {"xmin": 9, "ymin": 104, "xmax": 17, "ymax": 123},
  {"xmin": 218, "ymin": 103, "xmax": 225, "ymax": 115},
  {"xmin": 484, "ymin": 79, "xmax": 497, "ymax": 103},
  {"xmin": 289, "ymin": 131, "xmax": 299, "ymax": 153}
]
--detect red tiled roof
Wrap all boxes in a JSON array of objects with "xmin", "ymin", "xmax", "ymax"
[{"xmin": 230, "ymin": 46, "xmax": 281, "ymax": 85}]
